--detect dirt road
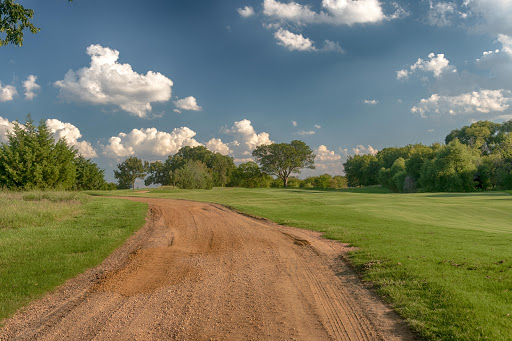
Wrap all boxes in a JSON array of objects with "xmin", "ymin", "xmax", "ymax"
[{"xmin": 0, "ymin": 198, "xmax": 416, "ymax": 340}]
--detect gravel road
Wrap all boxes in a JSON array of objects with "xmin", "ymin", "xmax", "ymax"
[{"xmin": 0, "ymin": 198, "xmax": 416, "ymax": 340}]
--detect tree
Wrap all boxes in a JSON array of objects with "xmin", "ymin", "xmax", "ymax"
[
  {"xmin": 252, "ymin": 140, "xmax": 315, "ymax": 187},
  {"xmin": 0, "ymin": 0, "xmax": 72, "ymax": 46},
  {"xmin": 114, "ymin": 157, "xmax": 148, "ymax": 191},
  {"xmin": 229, "ymin": 161, "xmax": 272, "ymax": 188},
  {"xmin": 343, "ymin": 154, "xmax": 379, "ymax": 187},
  {"xmin": 174, "ymin": 160, "xmax": 213, "ymax": 190},
  {"xmin": 0, "ymin": 116, "xmax": 77, "ymax": 189},
  {"xmin": 74, "ymin": 155, "xmax": 107, "ymax": 190}
]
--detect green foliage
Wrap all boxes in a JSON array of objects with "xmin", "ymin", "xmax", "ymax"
[
  {"xmin": 0, "ymin": 116, "xmax": 77, "ymax": 190},
  {"xmin": 145, "ymin": 146, "xmax": 235, "ymax": 187},
  {"xmin": 114, "ymin": 156, "xmax": 148, "ymax": 190},
  {"xmin": 252, "ymin": 140, "xmax": 315, "ymax": 187},
  {"xmin": 343, "ymin": 154, "xmax": 379, "ymax": 187},
  {"xmin": 419, "ymin": 140, "xmax": 479, "ymax": 192},
  {"xmin": 174, "ymin": 160, "xmax": 213, "ymax": 189},
  {"xmin": 229, "ymin": 161, "xmax": 272, "ymax": 188},
  {"xmin": 0, "ymin": 0, "xmax": 72, "ymax": 46},
  {"xmin": 73, "ymin": 156, "xmax": 107, "ymax": 190}
]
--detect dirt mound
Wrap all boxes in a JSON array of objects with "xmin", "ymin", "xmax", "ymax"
[{"xmin": 0, "ymin": 198, "xmax": 417, "ymax": 340}]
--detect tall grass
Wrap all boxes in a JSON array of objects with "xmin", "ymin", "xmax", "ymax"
[{"xmin": 0, "ymin": 191, "xmax": 147, "ymax": 321}]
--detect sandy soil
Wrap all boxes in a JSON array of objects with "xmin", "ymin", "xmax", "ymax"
[{"xmin": 0, "ymin": 198, "xmax": 417, "ymax": 340}]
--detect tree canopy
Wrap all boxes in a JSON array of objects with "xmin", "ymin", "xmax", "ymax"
[
  {"xmin": 252, "ymin": 140, "xmax": 315, "ymax": 187},
  {"xmin": 114, "ymin": 157, "xmax": 148, "ymax": 191},
  {"xmin": 0, "ymin": 0, "xmax": 73, "ymax": 46}
]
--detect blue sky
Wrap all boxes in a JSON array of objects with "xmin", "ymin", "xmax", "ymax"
[{"xmin": 1, "ymin": 0, "xmax": 512, "ymax": 181}]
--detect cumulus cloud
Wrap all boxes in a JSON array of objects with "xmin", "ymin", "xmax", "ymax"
[
  {"xmin": 103, "ymin": 127, "xmax": 201, "ymax": 158},
  {"xmin": 238, "ymin": 6, "xmax": 255, "ymax": 17},
  {"xmin": 397, "ymin": 53, "xmax": 455, "ymax": 79},
  {"xmin": 274, "ymin": 28, "xmax": 316, "ymax": 51},
  {"xmin": 0, "ymin": 82, "xmax": 17, "ymax": 102},
  {"xmin": 0, "ymin": 116, "xmax": 15, "ymax": 142},
  {"xmin": 314, "ymin": 124, "xmax": 321, "ymax": 129},
  {"xmin": 297, "ymin": 130, "xmax": 315, "ymax": 135},
  {"xmin": 55, "ymin": 44, "xmax": 173, "ymax": 118},
  {"xmin": 364, "ymin": 99, "xmax": 378, "ymax": 104},
  {"xmin": 411, "ymin": 89, "xmax": 511, "ymax": 117},
  {"xmin": 316, "ymin": 145, "xmax": 341, "ymax": 161},
  {"xmin": 321, "ymin": 40, "xmax": 344, "ymax": 53},
  {"xmin": 23, "ymin": 75, "xmax": 40, "ymax": 100},
  {"xmin": 292, "ymin": 120, "xmax": 298, "ymax": 127},
  {"xmin": 46, "ymin": 119, "xmax": 97, "ymax": 158},
  {"xmin": 352, "ymin": 144, "xmax": 378, "ymax": 156},
  {"xmin": 224, "ymin": 119, "xmax": 272, "ymax": 151},
  {"xmin": 174, "ymin": 96, "xmax": 202, "ymax": 111},
  {"xmin": 263, "ymin": 0, "xmax": 389, "ymax": 26},
  {"xmin": 205, "ymin": 138, "xmax": 232, "ymax": 155}
]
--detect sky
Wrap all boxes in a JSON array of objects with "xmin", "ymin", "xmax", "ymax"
[{"xmin": 1, "ymin": 0, "xmax": 512, "ymax": 182}]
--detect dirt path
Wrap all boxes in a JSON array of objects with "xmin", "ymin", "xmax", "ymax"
[{"xmin": 0, "ymin": 198, "xmax": 417, "ymax": 340}]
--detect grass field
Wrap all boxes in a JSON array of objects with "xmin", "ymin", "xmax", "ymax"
[
  {"xmin": 90, "ymin": 187, "xmax": 512, "ymax": 340},
  {"xmin": 0, "ymin": 191, "xmax": 147, "ymax": 322}
]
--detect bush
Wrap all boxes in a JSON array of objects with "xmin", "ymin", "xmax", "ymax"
[{"xmin": 174, "ymin": 160, "xmax": 213, "ymax": 189}]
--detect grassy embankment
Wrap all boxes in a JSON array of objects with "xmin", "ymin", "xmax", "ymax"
[
  {"xmin": 0, "ymin": 191, "xmax": 147, "ymax": 322},
  {"xmin": 91, "ymin": 187, "xmax": 512, "ymax": 340}
]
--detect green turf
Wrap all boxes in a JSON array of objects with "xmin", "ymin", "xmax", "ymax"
[
  {"xmin": 91, "ymin": 187, "xmax": 512, "ymax": 340},
  {"xmin": 0, "ymin": 193, "xmax": 147, "ymax": 321}
]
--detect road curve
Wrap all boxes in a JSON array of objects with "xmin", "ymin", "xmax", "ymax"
[{"xmin": 0, "ymin": 198, "xmax": 416, "ymax": 340}]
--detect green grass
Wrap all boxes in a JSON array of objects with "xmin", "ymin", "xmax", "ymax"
[
  {"xmin": 91, "ymin": 187, "xmax": 512, "ymax": 340},
  {"xmin": 0, "ymin": 192, "xmax": 147, "ymax": 321}
]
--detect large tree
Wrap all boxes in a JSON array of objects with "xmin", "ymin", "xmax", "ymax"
[
  {"xmin": 0, "ymin": 0, "xmax": 72, "ymax": 46},
  {"xmin": 252, "ymin": 140, "xmax": 315, "ymax": 187},
  {"xmin": 0, "ymin": 116, "xmax": 77, "ymax": 189},
  {"xmin": 114, "ymin": 157, "xmax": 148, "ymax": 191}
]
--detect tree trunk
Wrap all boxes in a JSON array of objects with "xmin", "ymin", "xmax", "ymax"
[
  {"xmin": 283, "ymin": 176, "xmax": 288, "ymax": 188},
  {"xmin": 132, "ymin": 180, "xmax": 135, "ymax": 191}
]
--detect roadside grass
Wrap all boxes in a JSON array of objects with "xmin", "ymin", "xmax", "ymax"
[
  {"xmin": 0, "ymin": 192, "xmax": 147, "ymax": 322},
  {"xmin": 92, "ymin": 187, "xmax": 512, "ymax": 340}
]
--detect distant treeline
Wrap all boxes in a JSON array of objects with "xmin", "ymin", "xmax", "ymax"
[
  {"xmin": 0, "ymin": 117, "xmax": 116, "ymax": 191},
  {"xmin": 343, "ymin": 120, "xmax": 512, "ymax": 192},
  {"xmin": 127, "ymin": 146, "xmax": 347, "ymax": 190}
]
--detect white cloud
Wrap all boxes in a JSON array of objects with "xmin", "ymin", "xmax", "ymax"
[
  {"xmin": 428, "ymin": 1, "xmax": 457, "ymax": 26},
  {"xmin": 465, "ymin": 0, "xmax": 512, "ymax": 36},
  {"xmin": 174, "ymin": 96, "xmax": 202, "ymax": 111},
  {"xmin": 103, "ymin": 127, "xmax": 201, "ymax": 158},
  {"xmin": 321, "ymin": 40, "xmax": 344, "ymax": 53},
  {"xmin": 0, "ymin": 82, "xmax": 17, "ymax": 102},
  {"xmin": 23, "ymin": 75, "xmax": 40, "ymax": 100},
  {"xmin": 297, "ymin": 130, "xmax": 315, "ymax": 135},
  {"xmin": 353, "ymin": 144, "xmax": 378, "ymax": 156},
  {"xmin": 316, "ymin": 145, "xmax": 341, "ymax": 161},
  {"xmin": 314, "ymin": 124, "xmax": 321, "ymax": 129},
  {"xmin": 411, "ymin": 89, "xmax": 511, "ymax": 117},
  {"xmin": 292, "ymin": 120, "xmax": 297, "ymax": 127},
  {"xmin": 0, "ymin": 116, "xmax": 15, "ymax": 142},
  {"xmin": 263, "ymin": 0, "xmax": 387, "ymax": 26},
  {"xmin": 274, "ymin": 28, "xmax": 316, "ymax": 51},
  {"xmin": 46, "ymin": 119, "xmax": 97, "ymax": 158},
  {"xmin": 364, "ymin": 99, "xmax": 378, "ymax": 104},
  {"xmin": 224, "ymin": 119, "xmax": 273, "ymax": 151},
  {"xmin": 238, "ymin": 6, "xmax": 255, "ymax": 17},
  {"xmin": 498, "ymin": 34, "xmax": 512, "ymax": 56},
  {"xmin": 397, "ymin": 53, "xmax": 455, "ymax": 79},
  {"xmin": 55, "ymin": 44, "xmax": 173, "ymax": 118},
  {"xmin": 206, "ymin": 138, "xmax": 232, "ymax": 155}
]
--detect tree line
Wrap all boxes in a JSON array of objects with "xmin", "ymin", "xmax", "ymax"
[
  {"xmin": 114, "ymin": 140, "xmax": 327, "ymax": 190},
  {"xmin": 343, "ymin": 120, "xmax": 512, "ymax": 192}
]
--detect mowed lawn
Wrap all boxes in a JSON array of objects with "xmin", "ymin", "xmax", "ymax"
[
  {"xmin": 0, "ymin": 192, "xmax": 147, "ymax": 322},
  {"xmin": 95, "ymin": 187, "xmax": 512, "ymax": 340}
]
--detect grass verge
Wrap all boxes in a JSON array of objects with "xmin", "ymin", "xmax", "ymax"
[
  {"xmin": 91, "ymin": 187, "xmax": 512, "ymax": 340},
  {"xmin": 0, "ymin": 192, "xmax": 147, "ymax": 322}
]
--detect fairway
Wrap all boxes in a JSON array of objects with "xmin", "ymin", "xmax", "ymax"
[{"xmin": 93, "ymin": 187, "xmax": 512, "ymax": 340}]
